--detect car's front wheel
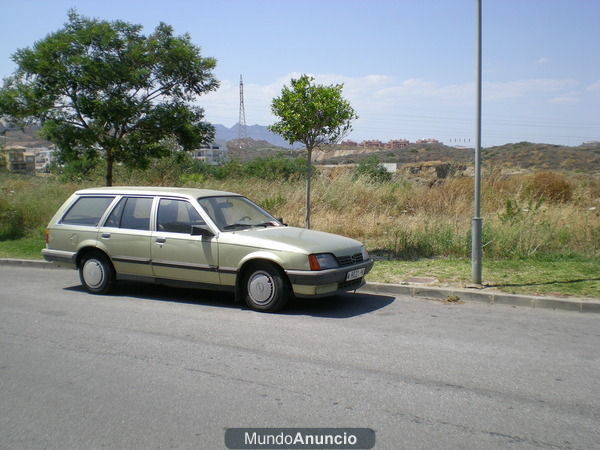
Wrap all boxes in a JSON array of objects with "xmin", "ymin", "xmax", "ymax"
[
  {"xmin": 79, "ymin": 252, "xmax": 115, "ymax": 294},
  {"xmin": 243, "ymin": 262, "xmax": 290, "ymax": 312}
]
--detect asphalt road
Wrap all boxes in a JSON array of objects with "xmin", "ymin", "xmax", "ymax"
[{"xmin": 0, "ymin": 266, "xmax": 599, "ymax": 450}]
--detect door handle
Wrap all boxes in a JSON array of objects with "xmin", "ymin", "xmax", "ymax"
[
  {"xmin": 155, "ymin": 237, "xmax": 166, "ymax": 244},
  {"xmin": 101, "ymin": 233, "xmax": 111, "ymax": 239}
]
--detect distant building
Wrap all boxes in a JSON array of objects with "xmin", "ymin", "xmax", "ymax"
[
  {"xmin": 0, "ymin": 146, "xmax": 35, "ymax": 174},
  {"xmin": 416, "ymin": 138, "xmax": 440, "ymax": 145},
  {"xmin": 191, "ymin": 143, "xmax": 228, "ymax": 165},
  {"xmin": 341, "ymin": 140, "xmax": 358, "ymax": 147},
  {"xmin": 361, "ymin": 139, "xmax": 385, "ymax": 148},
  {"xmin": 386, "ymin": 139, "xmax": 410, "ymax": 149},
  {"xmin": 34, "ymin": 146, "xmax": 55, "ymax": 172}
]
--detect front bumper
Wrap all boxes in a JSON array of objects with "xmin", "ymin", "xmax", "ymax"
[{"xmin": 285, "ymin": 258, "xmax": 374, "ymax": 298}]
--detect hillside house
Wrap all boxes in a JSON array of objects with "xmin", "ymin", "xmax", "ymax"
[
  {"xmin": 0, "ymin": 146, "xmax": 35, "ymax": 174},
  {"xmin": 34, "ymin": 147, "xmax": 55, "ymax": 172},
  {"xmin": 386, "ymin": 139, "xmax": 410, "ymax": 149},
  {"xmin": 191, "ymin": 143, "xmax": 228, "ymax": 165},
  {"xmin": 416, "ymin": 138, "xmax": 440, "ymax": 145},
  {"xmin": 361, "ymin": 140, "xmax": 385, "ymax": 148}
]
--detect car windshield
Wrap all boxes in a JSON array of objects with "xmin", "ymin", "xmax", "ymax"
[{"xmin": 197, "ymin": 196, "xmax": 282, "ymax": 231}]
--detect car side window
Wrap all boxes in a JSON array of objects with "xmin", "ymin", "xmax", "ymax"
[
  {"xmin": 118, "ymin": 197, "xmax": 153, "ymax": 231},
  {"xmin": 157, "ymin": 199, "xmax": 205, "ymax": 234},
  {"xmin": 61, "ymin": 196, "xmax": 115, "ymax": 226},
  {"xmin": 104, "ymin": 197, "xmax": 126, "ymax": 228}
]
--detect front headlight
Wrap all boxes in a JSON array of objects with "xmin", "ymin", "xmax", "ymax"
[
  {"xmin": 361, "ymin": 246, "xmax": 369, "ymax": 261},
  {"xmin": 308, "ymin": 253, "xmax": 339, "ymax": 270}
]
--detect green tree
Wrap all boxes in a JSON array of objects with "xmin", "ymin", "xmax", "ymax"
[
  {"xmin": 353, "ymin": 156, "xmax": 392, "ymax": 183},
  {"xmin": 0, "ymin": 10, "xmax": 218, "ymax": 186},
  {"xmin": 269, "ymin": 75, "xmax": 357, "ymax": 228}
]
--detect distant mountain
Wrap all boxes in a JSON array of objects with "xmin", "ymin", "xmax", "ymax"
[
  {"xmin": 212, "ymin": 123, "xmax": 303, "ymax": 149},
  {"xmin": 1, "ymin": 123, "xmax": 302, "ymax": 150}
]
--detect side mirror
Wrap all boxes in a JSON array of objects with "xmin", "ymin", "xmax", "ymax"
[
  {"xmin": 191, "ymin": 225, "xmax": 215, "ymax": 237},
  {"xmin": 277, "ymin": 217, "xmax": 288, "ymax": 226}
]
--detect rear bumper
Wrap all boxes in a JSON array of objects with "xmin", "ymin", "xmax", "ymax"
[
  {"xmin": 41, "ymin": 249, "xmax": 76, "ymax": 268},
  {"xmin": 285, "ymin": 259, "xmax": 374, "ymax": 298}
]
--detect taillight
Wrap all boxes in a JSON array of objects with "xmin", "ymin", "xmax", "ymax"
[{"xmin": 44, "ymin": 229, "xmax": 49, "ymax": 245}]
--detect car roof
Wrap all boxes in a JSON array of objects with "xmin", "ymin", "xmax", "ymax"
[{"xmin": 74, "ymin": 186, "xmax": 240, "ymax": 199}]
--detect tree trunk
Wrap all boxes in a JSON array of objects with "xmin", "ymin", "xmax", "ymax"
[
  {"xmin": 305, "ymin": 147, "xmax": 312, "ymax": 229},
  {"xmin": 105, "ymin": 149, "xmax": 114, "ymax": 187}
]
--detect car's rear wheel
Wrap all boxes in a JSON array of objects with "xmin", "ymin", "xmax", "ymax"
[
  {"xmin": 243, "ymin": 262, "xmax": 290, "ymax": 312},
  {"xmin": 79, "ymin": 252, "xmax": 115, "ymax": 294}
]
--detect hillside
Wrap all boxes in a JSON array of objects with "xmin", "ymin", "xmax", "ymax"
[
  {"xmin": 483, "ymin": 142, "xmax": 600, "ymax": 171},
  {"xmin": 226, "ymin": 138, "xmax": 303, "ymax": 162},
  {"xmin": 317, "ymin": 142, "xmax": 600, "ymax": 173},
  {"xmin": 3, "ymin": 124, "xmax": 599, "ymax": 173},
  {"xmin": 1, "ymin": 126, "xmax": 53, "ymax": 148}
]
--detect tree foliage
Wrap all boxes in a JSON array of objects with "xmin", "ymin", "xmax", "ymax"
[
  {"xmin": 353, "ymin": 156, "xmax": 392, "ymax": 183},
  {"xmin": 269, "ymin": 75, "xmax": 357, "ymax": 228},
  {"xmin": 0, "ymin": 10, "xmax": 218, "ymax": 186}
]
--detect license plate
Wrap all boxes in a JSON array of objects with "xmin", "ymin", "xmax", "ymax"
[{"xmin": 346, "ymin": 268, "xmax": 365, "ymax": 281}]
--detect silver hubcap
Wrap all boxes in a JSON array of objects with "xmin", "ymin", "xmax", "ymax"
[
  {"xmin": 83, "ymin": 259, "xmax": 104, "ymax": 288},
  {"xmin": 247, "ymin": 271, "xmax": 275, "ymax": 305}
]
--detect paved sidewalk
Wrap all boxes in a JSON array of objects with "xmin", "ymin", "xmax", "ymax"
[{"xmin": 2, "ymin": 258, "xmax": 599, "ymax": 313}]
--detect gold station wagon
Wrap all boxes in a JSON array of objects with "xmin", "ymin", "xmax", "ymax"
[{"xmin": 42, "ymin": 187, "xmax": 374, "ymax": 312}]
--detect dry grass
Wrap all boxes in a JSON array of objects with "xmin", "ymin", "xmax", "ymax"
[
  {"xmin": 178, "ymin": 170, "xmax": 599, "ymax": 260},
  {"xmin": 1, "ymin": 169, "xmax": 599, "ymax": 260}
]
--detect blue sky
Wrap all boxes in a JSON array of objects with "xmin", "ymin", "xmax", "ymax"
[{"xmin": 1, "ymin": 0, "xmax": 599, "ymax": 146}]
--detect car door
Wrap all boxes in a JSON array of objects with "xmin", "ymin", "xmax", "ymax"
[
  {"xmin": 98, "ymin": 196, "xmax": 154, "ymax": 278},
  {"xmin": 151, "ymin": 198, "xmax": 220, "ymax": 286}
]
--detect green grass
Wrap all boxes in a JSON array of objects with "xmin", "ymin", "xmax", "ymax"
[
  {"xmin": 0, "ymin": 236, "xmax": 45, "ymax": 260},
  {"xmin": 368, "ymin": 257, "xmax": 600, "ymax": 299}
]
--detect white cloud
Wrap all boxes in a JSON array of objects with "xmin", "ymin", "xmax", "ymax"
[
  {"xmin": 549, "ymin": 95, "xmax": 579, "ymax": 104},
  {"xmin": 198, "ymin": 73, "xmax": 587, "ymax": 144},
  {"xmin": 484, "ymin": 79, "xmax": 578, "ymax": 101},
  {"xmin": 536, "ymin": 57, "xmax": 549, "ymax": 64},
  {"xmin": 374, "ymin": 79, "xmax": 471, "ymax": 101},
  {"xmin": 587, "ymin": 80, "xmax": 600, "ymax": 93}
]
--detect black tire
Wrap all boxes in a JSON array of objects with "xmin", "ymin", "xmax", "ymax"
[
  {"xmin": 79, "ymin": 252, "xmax": 115, "ymax": 294},
  {"xmin": 243, "ymin": 262, "xmax": 290, "ymax": 312}
]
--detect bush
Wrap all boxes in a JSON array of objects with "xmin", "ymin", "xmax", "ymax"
[
  {"xmin": 0, "ymin": 198, "xmax": 25, "ymax": 240},
  {"xmin": 243, "ymin": 155, "xmax": 307, "ymax": 181},
  {"xmin": 525, "ymin": 171, "xmax": 573, "ymax": 203},
  {"xmin": 353, "ymin": 156, "xmax": 392, "ymax": 183},
  {"xmin": 259, "ymin": 194, "xmax": 287, "ymax": 211}
]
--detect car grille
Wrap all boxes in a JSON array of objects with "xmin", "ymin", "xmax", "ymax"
[{"xmin": 336, "ymin": 253, "xmax": 363, "ymax": 267}]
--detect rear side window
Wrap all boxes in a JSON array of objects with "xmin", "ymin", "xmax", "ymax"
[
  {"xmin": 119, "ymin": 197, "xmax": 153, "ymax": 231},
  {"xmin": 61, "ymin": 196, "xmax": 115, "ymax": 226}
]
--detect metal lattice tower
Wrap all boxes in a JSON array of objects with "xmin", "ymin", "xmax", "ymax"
[{"xmin": 238, "ymin": 75, "xmax": 247, "ymax": 144}]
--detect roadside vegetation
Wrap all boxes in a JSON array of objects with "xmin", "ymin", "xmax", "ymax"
[{"xmin": 1, "ymin": 154, "xmax": 598, "ymax": 298}]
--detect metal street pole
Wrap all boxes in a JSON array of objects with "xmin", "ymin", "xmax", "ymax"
[{"xmin": 472, "ymin": 0, "xmax": 483, "ymax": 284}]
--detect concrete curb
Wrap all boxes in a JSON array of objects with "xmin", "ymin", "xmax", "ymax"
[
  {"xmin": 360, "ymin": 282, "xmax": 600, "ymax": 314},
  {"xmin": 0, "ymin": 258, "xmax": 64, "ymax": 269},
  {"xmin": 1, "ymin": 258, "xmax": 598, "ymax": 314}
]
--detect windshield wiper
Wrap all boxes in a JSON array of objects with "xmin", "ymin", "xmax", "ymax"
[
  {"xmin": 251, "ymin": 222, "xmax": 278, "ymax": 228},
  {"xmin": 224, "ymin": 222, "xmax": 278, "ymax": 230},
  {"xmin": 223, "ymin": 223, "xmax": 253, "ymax": 230}
]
